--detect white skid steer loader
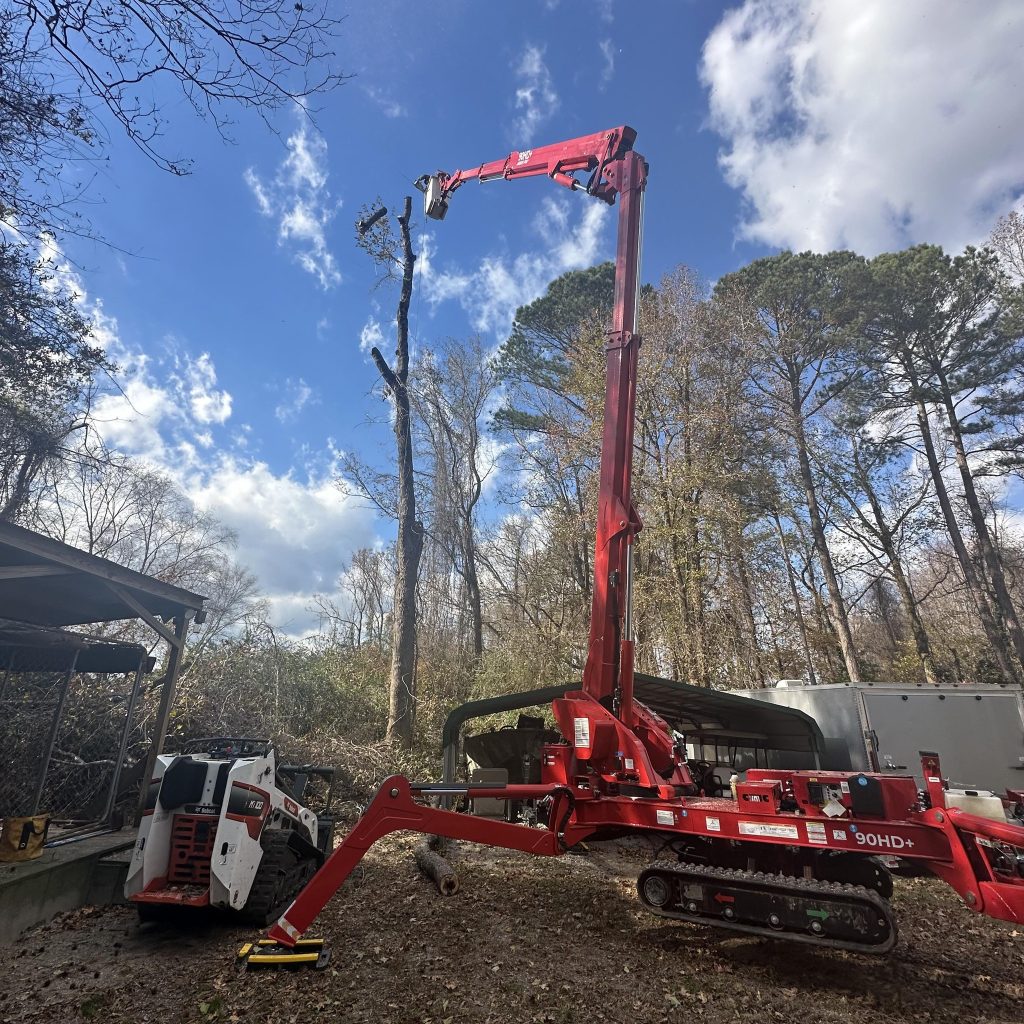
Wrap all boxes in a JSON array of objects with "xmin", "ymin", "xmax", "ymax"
[{"xmin": 125, "ymin": 738, "xmax": 334, "ymax": 924}]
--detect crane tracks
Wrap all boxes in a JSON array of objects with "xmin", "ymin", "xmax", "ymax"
[{"xmin": 637, "ymin": 860, "xmax": 897, "ymax": 954}]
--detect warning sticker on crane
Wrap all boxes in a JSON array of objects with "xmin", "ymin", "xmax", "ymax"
[
  {"xmin": 705, "ymin": 816, "xmax": 721, "ymax": 832},
  {"xmin": 573, "ymin": 718, "xmax": 590, "ymax": 749},
  {"xmin": 806, "ymin": 822, "xmax": 827, "ymax": 845},
  {"xmin": 656, "ymin": 809, "xmax": 674, "ymax": 826},
  {"xmin": 738, "ymin": 821, "xmax": 800, "ymax": 840}
]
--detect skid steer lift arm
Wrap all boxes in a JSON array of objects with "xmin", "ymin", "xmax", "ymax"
[{"xmin": 266, "ymin": 127, "xmax": 1024, "ymax": 956}]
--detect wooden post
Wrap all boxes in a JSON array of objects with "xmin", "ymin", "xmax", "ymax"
[{"xmin": 135, "ymin": 613, "xmax": 189, "ymax": 823}]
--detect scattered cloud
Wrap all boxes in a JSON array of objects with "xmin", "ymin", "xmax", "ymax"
[
  {"xmin": 700, "ymin": 0, "xmax": 1024, "ymax": 254},
  {"xmin": 359, "ymin": 315, "xmax": 385, "ymax": 354},
  {"xmin": 415, "ymin": 232, "xmax": 435, "ymax": 285},
  {"xmin": 596, "ymin": 0, "xmax": 614, "ymax": 24},
  {"xmin": 274, "ymin": 378, "xmax": 318, "ymax": 423},
  {"xmin": 104, "ymin": 343, "xmax": 374, "ymax": 633},
  {"xmin": 185, "ymin": 352, "xmax": 233, "ymax": 424},
  {"xmin": 512, "ymin": 44, "xmax": 559, "ymax": 142},
  {"xmin": 244, "ymin": 115, "xmax": 342, "ymax": 288},
  {"xmin": 418, "ymin": 195, "xmax": 610, "ymax": 335},
  {"xmin": 362, "ymin": 84, "xmax": 407, "ymax": 118},
  {"xmin": 78, "ymin": 298, "xmax": 372, "ymax": 633},
  {"xmin": 598, "ymin": 39, "xmax": 616, "ymax": 90}
]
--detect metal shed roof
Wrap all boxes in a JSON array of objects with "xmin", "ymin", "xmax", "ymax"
[
  {"xmin": 0, "ymin": 620, "xmax": 153, "ymax": 673},
  {"xmin": 0, "ymin": 521, "xmax": 205, "ymax": 626},
  {"xmin": 442, "ymin": 674, "xmax": 824, "ymax": 756}
]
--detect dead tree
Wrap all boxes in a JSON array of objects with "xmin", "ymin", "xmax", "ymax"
[{"xmin": 356, "ymin": 197, "xmax": 423, "ymax": 747}]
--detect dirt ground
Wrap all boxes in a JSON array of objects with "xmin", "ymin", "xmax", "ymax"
[{"xmin": 3, "ymin": 836, "xmax": 1023, "ymax": 1024}]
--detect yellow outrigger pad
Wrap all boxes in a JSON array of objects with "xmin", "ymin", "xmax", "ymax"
[{"xmin": 237, "ymin": 937, "xmax": 330, "ymax": 969}]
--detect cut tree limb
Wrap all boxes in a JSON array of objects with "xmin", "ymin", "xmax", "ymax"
[{"xmin": 414, "ymin": 835, "xmax": 459, "ymax": 895}]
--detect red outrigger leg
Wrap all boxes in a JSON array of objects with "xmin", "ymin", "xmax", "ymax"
[{"xmin": 267, "ymin": 779, "xmax": 579, "ymax": 945}]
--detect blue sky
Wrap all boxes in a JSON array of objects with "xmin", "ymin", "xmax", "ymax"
[{"xmin": 59, "ymin": 0, "xmax": 1024, "ymax": 631}]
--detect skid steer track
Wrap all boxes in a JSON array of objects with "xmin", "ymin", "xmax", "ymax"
[
  {"xmin": 243, "ymin": 830, "xmax": 319, "ymax": 926},
  {"xmin": 637, "ymin": 860, "xmax": 897, "ymax": 954}
]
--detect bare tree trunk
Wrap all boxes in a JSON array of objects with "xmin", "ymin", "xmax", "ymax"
[
  {"xmin": 787, "ymin": 373, "xmax": 861, "ymax": 681},
  {"xmin": 850, "ymin": 449, "xmax": 939, "ymax": 684},
  {"xmin": 728, "ymin": 526, "xmax": 766, "ymax": 687},
  {"xmin": 912, "ymin": 395, "xmax": 1017, "ymax": 682},
  {"xmin": 370, "ymin": 197, "xmax": 424, "ymax": 747},
  {"xmin": 773, "ymin": 512, "xmax": 817, "ymax": 685},
  {"xmin": 937, "ymin": 372, "xmax": 1024, "ymax": 674},
  {"xmin": 462, "ymin": 524, "xmax": 484, "ymax": 659}
]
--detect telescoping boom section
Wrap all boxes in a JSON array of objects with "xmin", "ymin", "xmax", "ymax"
[{"xmin": 267, "ymin": 127, "xmax": 1024, "ymax": 954}]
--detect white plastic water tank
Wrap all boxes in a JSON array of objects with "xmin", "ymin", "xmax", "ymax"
[{"xmin": 944, "ymin": 789, "xmax": 1007, "ymax": 823}]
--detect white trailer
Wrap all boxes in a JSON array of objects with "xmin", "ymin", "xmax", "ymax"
[{"xmin": 739, "ymin": 682, "xmax": 1024, "ymax": 793}]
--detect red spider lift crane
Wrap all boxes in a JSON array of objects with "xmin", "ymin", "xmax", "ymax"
[{"xmin": 262, "ymin": 126, "xmax": 1024, "ymax": 958}]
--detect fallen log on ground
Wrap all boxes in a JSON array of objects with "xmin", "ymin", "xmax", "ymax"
[{"xmin": 414, "ymin": 835, "xmax": 459, "ymax": 895}]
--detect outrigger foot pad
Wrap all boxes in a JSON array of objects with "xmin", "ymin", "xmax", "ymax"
[{"xmin": 237, "ymin": 937, "xmax": 330, "ymax": 969}]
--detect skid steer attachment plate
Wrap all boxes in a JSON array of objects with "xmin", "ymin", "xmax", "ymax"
[{"xmin": 237, "ymin": 937, "xmax": 329, "ymax": 969}]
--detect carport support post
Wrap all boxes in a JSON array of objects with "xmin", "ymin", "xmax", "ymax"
[
  {"xmin": 136, "ymin": 614, "xmax": 189, "ymax": 823},
  {"xmin": 104, "ymin": 658, "xmax": 147, "ymax": 826},
  {"xmin": 31, "ymin": 649, "xmax": 81, "ymax": 815}
]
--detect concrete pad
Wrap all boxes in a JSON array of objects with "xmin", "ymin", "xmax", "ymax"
[{"xmin": 0, "ymin": 830, "xmax": 136, "ymax": 943}]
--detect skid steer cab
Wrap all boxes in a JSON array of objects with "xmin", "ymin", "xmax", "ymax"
[{"xmin": 126, "ymin": 738, "xmax": 335, "ymax": 924}]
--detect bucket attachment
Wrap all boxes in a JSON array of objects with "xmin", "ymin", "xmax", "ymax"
[
  {"xmin": 237, "ymin": 937, "xmax": 330, "ymax": 969},
  {"xmin": 414, "ymin": 174, "xmax": 448, "ymax": 221}
]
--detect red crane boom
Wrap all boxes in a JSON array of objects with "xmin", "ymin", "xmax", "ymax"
[{"xmin": 418, "ymin": 125, "xmax": 646, "ymax": 724}]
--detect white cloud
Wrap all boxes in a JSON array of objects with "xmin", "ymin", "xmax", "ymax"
[
  {"xmin": 700, "ymin": 0, "xmax": 1024, "ymax": 254},
  {"xmin": 359, "ymin": 315, "xmax": 385, "ymax": 354},
  {"xmin": 512, "ymin": 45, "xmax": 559, "ymax": 142},
  {"xmin": 421, "ymin": 196, "xmax": 610, "ymax": 335},
  {"xmin": 274, "ymin": 378, "xmax": 318, "ymax": 423},
  {"xmin": 244, "ymin": 116, "xmax": 342, "ymax": 288},
  {"xmin": 598, "ymin": 39, "xmax": 616, "ymax": 90},
  {"xmin": 186, "ymin": 352, "xmax": 233, "ymax": 424},
  {"xmin": 184, "ymin": 456, "xmax": 377, "ymax": 631},
  {"xmin": 596, "ymin": 0, "xmax": 613, "ymax": 24},
  {"xmin": 415, "ymin": 232, "xmax": 435, "ymax": 285},
  {"xmin": 363, "ymin": 84, "xmax": 407, "ymax": 118},
  {"xmin": 75, "ymin": 291, "xmax": 376, "ymax": 634}
]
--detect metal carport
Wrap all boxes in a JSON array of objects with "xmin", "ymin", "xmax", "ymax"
[
  {"xmin": 0, "ymin": 521, "xmax": 205, "ymax": 827},
  {"xmin": 441, "ymin": 674, "xmax": 824, "ymax": 783}
]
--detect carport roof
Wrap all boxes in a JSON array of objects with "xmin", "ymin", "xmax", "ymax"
[
  {"xmin": 0, "ymin": 619, "xmax": 153, "ymax": 673},
  {"xmin": 0, "ymin": 521, "xmax": 205, "ymax": 627},
  {"xmin": 442, "ymin": 673, "xmax": 825, "ymax": 755}
]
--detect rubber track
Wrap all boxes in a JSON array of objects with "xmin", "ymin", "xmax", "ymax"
[
  {"xmin": 637, "ymin": 860, "xmax": 898, "ymax": 955},
  {"xmin": 243, "ymin": 829, "xmax": 319, "ymax": 925}
]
